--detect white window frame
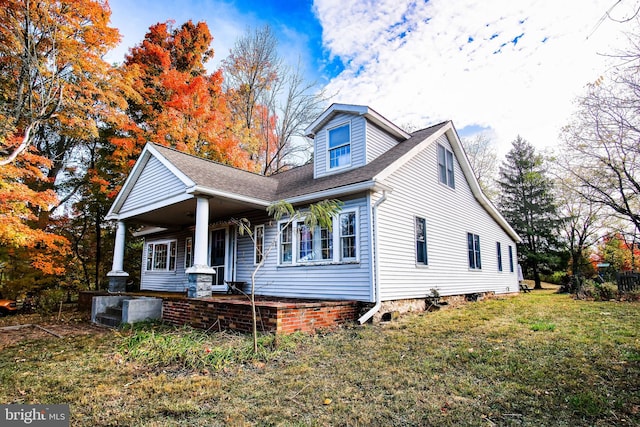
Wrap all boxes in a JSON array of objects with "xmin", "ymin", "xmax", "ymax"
[
  {"xmin": 184, "ymin": 237, "xmax": 193, "ymax": 269},
  {"xmin": 326, "ymin": 122, "xmax": 351, "ymax": 170},
  {"xmin": 437, "ymin": 143, "xmax": 455, "ymax": 189},
  {"xmin": 277, "ymin": 209, "xmax": 359, "ymax": 266},
  {"xmin": 254, "ymin": 225, "xmax": 264, "ymax": 265},
  {"xmin": 145, "ymin": 239, "xmax": 177, "ymax": 272}
]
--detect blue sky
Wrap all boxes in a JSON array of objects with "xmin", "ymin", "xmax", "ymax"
[{"xmin": 106, "ymin": 0, "xmax": 638, "ymax": 157}]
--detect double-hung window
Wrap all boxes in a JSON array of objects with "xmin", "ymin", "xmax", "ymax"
[
  {"xmin": 280, "ymin": 223, "xmax": 292, "ymax": 264},
  {"xmin": 328, "ymin": 123, "xmax": 351, "ymax": 169},
  {"xmin": 146, "ymin": 240, "xmax": 177, "ymax": 271},
  {"xmin": 254, "ymin": 225, "xmax": 264, "ymax": 265},
  {"xmin": 340, "ymin": 212, "xmax": 357, "ymax": 260},
  {"xmin": 497, "ymin": 242, "xmax": 503, "ymax": 272},
  {"xmin": 437, "ymin": 144, "xmax": 455, "ymax": 188},
  {"xmin": 467, "ymin": 233, "xmax": 481, "ymax": 269},
  {"xmin": 415, "ymin": 217, "xmax": 428, "ymax": 265},
  {"xmin": 278, "ymin": 210, "xmax": 358, "ymax": 265}
]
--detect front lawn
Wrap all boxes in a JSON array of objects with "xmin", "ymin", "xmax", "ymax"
[{"xmin": 1, "ymin": 287, "xmax": 638, "ymax": 426}]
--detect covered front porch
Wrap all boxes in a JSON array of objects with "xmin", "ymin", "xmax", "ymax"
[{"xmin": 105, "ymin": 143, "xmax": 274, "ymax": 298}]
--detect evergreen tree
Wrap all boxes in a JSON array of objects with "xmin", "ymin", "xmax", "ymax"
[{"xmin": 498, "ymin": 136, "xmax": 562, "ymax": 289}]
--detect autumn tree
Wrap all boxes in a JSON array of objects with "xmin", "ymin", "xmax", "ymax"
[
  {"xmin": 461, "ymin": 133, "xmax": 498, "ymax": 201},
  {"xmin": 117, "ymin": 20, "xmax": 250, "ymax": 172},
  {"xmin": 498, "ymin": 136, "xmax": 563, "ymax": 289},
  {"xmin": 223, "ymin": 25, "xmax": 326, "ymax": 175},
  {"xmin": 0, "ymin": 0, "xmax": 128, "ymax": 287}
]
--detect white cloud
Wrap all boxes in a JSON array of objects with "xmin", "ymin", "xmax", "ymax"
[{"xmin": 314, "ymin": 0, "xmax": 637, "ymax": 156}]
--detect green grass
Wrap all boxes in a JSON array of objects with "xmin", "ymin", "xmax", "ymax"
[{"xmin": 1, "ymin": 287, "xmax": 639, "ymax": 426}]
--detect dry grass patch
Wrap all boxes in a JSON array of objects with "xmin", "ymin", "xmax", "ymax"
[{"xmin": 0, "ymin": 287, "xmax": 638, "ymax": 426}]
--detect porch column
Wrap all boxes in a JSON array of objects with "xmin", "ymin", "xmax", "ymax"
[
  {"xmin": 107, "ymin": 221, "xmax": 129, "ymax": 292},
  {"xmin": 185, "ymin": 196, "xmax": 215, "ymax": 298}
]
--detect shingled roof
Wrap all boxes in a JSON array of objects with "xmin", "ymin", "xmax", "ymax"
[{"xmin": 150, "ymin": 120, "xmax": 449, "ymax": 202}]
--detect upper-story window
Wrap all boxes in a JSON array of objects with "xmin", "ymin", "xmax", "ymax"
[
  {"xmin": 328, "ymin": 123, "xmax": 351, "ymax": 169},
  {"xmin": 437, "ymin": 144, "xmax": 455, "ymax": 188}
]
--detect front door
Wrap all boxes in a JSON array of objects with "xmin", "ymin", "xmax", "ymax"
[{"xmin": 210, "ymin": 229, "xmax": 226, "ymax": 285}]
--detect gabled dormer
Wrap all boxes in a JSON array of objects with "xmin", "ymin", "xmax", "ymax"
[{"xmin": 305, "ymin": 104, "xmax": 411, "ymax": 179}]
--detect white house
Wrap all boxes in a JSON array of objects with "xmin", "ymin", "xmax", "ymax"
[{"xmin": 105, "ymin": 104, "xmax": 521, "ymax": 323}]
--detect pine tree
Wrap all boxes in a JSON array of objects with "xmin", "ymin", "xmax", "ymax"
[{"xmin": 498, "ymin": 136, "xmax": 562, "ymax": 289}]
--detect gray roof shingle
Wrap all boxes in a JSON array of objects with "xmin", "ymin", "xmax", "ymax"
[{"xmin": 150, "ymin": 120, "xmax": 448, "ymax": 202}]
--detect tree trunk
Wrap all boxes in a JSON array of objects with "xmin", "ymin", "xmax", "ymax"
[{"xmin": 533, "ymin": 264, "xmax": 542, "ymax": 289}]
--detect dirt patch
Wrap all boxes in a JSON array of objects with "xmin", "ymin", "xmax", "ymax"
[{"xmin": 0, "ymin": 309, "xmax": 108, "ymax": 350}]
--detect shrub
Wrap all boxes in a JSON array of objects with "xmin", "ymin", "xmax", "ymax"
[
  {"xmin": 579, "ymin": 280, "xmax": 618, "ymax": 301},
  {"xmin": 540, "ymin": 271, "xmax": 567, "ymax": 285},
  {"xmin": 38, "ymin": 288, "xmax": 66, "ymax": 313}
]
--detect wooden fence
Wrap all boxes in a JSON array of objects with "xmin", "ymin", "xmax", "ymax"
[{"xmin": 617, "ymin": 272, "xmax": 640, "ymax": 292}]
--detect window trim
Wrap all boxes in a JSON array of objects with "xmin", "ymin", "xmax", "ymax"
[
  {"xmin": 254, "ymin": 225, "xmax": 264, "ymax": 265},
  {"xmin": 277, "ymin": 209, "xmax": 359, "ymax": 266},
  {"xmin": 497, "ymin": 241, "xmax": 503, "ymax": 272},
  {"xmin": 326, "ymin": 122, "xmax": 352, "ymax": 171},
  {"xmin": 145, "ymin": 239, "xmax": 177, "ymax": 272},
  {"xmin": 467, "ymin": 233, "xmax": 482, "ymax": 270},
  {"xmin": 437, "ymin": 143, "xmax": 455, "ymax": 189},
  {"xmin": 415, "ymin": 216, "xmax": 428, "ymax": 266}
]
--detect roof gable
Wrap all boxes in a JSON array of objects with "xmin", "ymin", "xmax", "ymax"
[{"xmin": 305, "ymin": 103, "xmax": 411, "ymax": 140}]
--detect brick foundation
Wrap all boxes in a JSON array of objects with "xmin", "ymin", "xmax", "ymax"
[{"xmin": 162, "ymin": 297, "xmax": 361, "ymax": 335}]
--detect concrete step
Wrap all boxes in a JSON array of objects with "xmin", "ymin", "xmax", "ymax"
[
  {"xmin": 95, "ymin": 312, "xmax": 121, "ymax": 328},
  {"xmin": 105, "ymin": 306, "xmax": 123, "ymax": 316}
]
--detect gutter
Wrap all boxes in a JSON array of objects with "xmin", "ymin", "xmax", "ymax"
[{"xmin": 358, "ymin": 190, "xmax": 388, "ymax": 324}]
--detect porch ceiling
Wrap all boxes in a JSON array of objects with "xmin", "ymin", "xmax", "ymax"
[{"xmin": 125, "ymin": 196, "xmax": 265, "ymax": 227}]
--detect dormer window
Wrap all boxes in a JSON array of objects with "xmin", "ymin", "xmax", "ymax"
[{"xmin": 328, "ymin": 123, "xmax": 351, "ymax": 169}]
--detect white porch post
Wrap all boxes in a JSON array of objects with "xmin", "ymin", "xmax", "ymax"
[
  {"xmin": 186, "ymin": 196, "xmax": 215, "ymax": 297},
  {"xmin": 107, "ymin": 221, "xmax": 129, "ymax": 292}
]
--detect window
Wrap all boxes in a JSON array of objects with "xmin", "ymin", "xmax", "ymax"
[
  {"xmin": 298, "ymin": 221, "xmax": 333, "ymax": 262},
  {"xmin": 415, "ymin": 217, "xmax": 428, "ymax": 265},
  {"xmin": 497, "ymin": 242, "xmax": 503, "ymax": 272},
  {"xmin": 467, "ymin": 233, "xmax": 481, "ymax": 269},
  {"xmin": 437, "ymin": 144, "xmax": 455, "ymax": 188},
  {"xmin": 254, "ymin": 225, "xmax": 264, "ymax": 265},
  {"xmin": 340, "ymin": 212, "xmax": 357, "ymax": 260},
  {"xmin": 508, "ymin": 245, "xmax": 514, "ymax": 272},
  {"xmin": 280, "ymin": 223, "xmax": 292, "ymax": 264},
  {"xmin": 184, "ymin": 237, "xmax": 193, "ymax": 268},
  {"xmin": 146, "ymin": 240, "xmax": 177, "ymax": 271},
  {"xmin": 328, "ymin": 123, "xmax": 351, "ymax": 169},
  {"xmin": 278, "ymin": 210, "xmax": 358, "ymax": 265}
]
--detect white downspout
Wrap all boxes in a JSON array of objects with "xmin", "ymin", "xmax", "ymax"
[{"xmin": 358, "ymin": 190, "xmax": 387, "ymax": 324}]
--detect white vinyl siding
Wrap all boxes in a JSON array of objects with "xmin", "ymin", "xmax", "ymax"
[
  {"xmin": 121, "ymin": 156, "xmax": 187, "ymax": 214},
  {"xmin": 234, "ymin": 198, "xmax": 372, "ymax": 301},
  {"xmin": 376, "ymin": 134, "xmax": 519, "ymax": 300},
  {"xmin": 366, "ymin": 121, "xmax": 401, "ymax": 162}
]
